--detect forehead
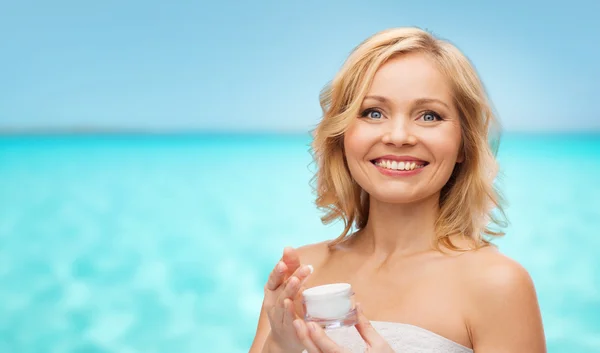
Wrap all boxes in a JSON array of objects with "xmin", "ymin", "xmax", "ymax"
[{"xmin": 367, "ymin": 52, "xmax": 453, "ymax": 104}]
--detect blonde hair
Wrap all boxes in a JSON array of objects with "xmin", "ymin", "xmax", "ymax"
[{"xmin": 310, "ymin": 27, "xmax": 507, "ymax": 250}]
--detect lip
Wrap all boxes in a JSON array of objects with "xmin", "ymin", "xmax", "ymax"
[
  {"xmin": 371, "ymin": 155, "xmax": 428, "ymax": 164},
  {"xmin": 372, "ymin": 161, "xmax": 426, "ymax": 177}
]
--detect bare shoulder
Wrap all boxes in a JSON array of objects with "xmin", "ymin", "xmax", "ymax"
[
  {"xmin": 295, "ymin": 240, "xmax": 331, "ymax": 269},
  {"xmin": 456, "ymin": 245, "xmax": 546, "ymax": 352},
  {"xmin": 457, "ymin": 245, "xmax": 535, "ymax": 293}
]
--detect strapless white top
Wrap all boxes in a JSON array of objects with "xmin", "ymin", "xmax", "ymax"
[{"xmin": 304, "ymin": 321, "xmax": 473, "ymax": 353}]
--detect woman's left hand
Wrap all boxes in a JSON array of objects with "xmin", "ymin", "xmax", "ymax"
[{"xmin": 292, "ymin": 304, "xmax": 395, "ymax": 353}]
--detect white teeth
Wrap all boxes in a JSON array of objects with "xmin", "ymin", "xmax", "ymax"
[{"xmin": 375, "ymin": 159, "xmax": 425, "ymax": 171}]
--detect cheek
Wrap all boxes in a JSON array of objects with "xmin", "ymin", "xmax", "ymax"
[
  {"xmin": 344, "ymin": 123, "xmax": 378, "ymax": 157},
  {"xmin": 430, "ymin": 125, "xmax": 462, "ymax": 161},
  {"xmin": 343, "ymin": 125, "xmax": 376, "ymax": 183},
  {"xmin": 343, "ymin": 125, "xmax": 361, "ymax": 158}
]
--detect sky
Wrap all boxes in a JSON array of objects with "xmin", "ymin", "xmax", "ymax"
[{"xmin": 0, "ymin": 0, "xmax": 599, "ymax": 133}]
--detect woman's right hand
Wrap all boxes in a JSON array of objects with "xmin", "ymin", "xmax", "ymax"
[{"xmin": 262, "ymin": 247, "xmax": 313, "ymax": 353}]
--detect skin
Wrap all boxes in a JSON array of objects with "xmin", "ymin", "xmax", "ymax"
[{"xmin": 249, "ymin": 52, "xmax": 546, "ymax": 353}]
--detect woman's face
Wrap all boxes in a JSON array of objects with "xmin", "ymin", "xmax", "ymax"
[{"xmin": 343, "ymin": 52, "xmax": 463, "ymax": 204}]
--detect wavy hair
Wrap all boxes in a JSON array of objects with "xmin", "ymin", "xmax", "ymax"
[{"xmin": 310, "ymin": 27, "xmax": 507, "ymax": 250}]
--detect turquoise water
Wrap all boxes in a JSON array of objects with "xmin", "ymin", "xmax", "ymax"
[{"xmin": 0, "ymin": 133, "xmax": 599, "ymax": 352}]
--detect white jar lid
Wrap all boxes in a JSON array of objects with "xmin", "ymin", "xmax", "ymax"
[{"xmin": 302, "ymin": 283, "xmax": 352, "ymax": 300}]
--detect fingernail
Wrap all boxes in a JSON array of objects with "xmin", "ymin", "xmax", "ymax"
[
  {"xmin": 309, "ymin": 322, "xmax": 317, "ymax": 332},
  {"xmin": 276, "ymin": 262, "xmax": 285, "ymax": 273},
  {"xmin": 298, "ymin": 265, "xmax": 310, "ymax": 276},
  {"xmin": 293, "ymin": 320, "xmax": 302, "ymax": 331},
  {"xmin": 307, "ymin": 264, "xmax": 314, "ymax": 274},
  {"xmin": 300, "ymin": 265, "xmax": 312, "ymax": 276}
]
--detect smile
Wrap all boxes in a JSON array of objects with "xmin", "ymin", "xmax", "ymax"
[
  {"xmin": 371, "ymin": 159, "xmax": 428, "ymax": 171},
  {"xmin": 369, "ymin": 158, "xmax": 429, "ymax": 177}
]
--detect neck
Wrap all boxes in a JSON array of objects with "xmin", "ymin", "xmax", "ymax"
[{"xmin": 355, "ymin": 192, "xmax": 441, "ymax": 258}]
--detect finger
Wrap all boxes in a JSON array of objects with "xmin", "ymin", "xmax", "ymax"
[
  {"xmin": 265, "ymin": 261, "xmax": 287, "ymax": 291},
  {"xmin": 293, "ymin": 319, "xmax": 321, "ymax": 353},
  {"xmin": 278, "ymin": 264, "xmax": 313, "ymax": 301},
  {"xmin": 354, "ymin": 303, "xmax": 384, "ymax": 348},
  {"xmin": 282, "ymin": 246, "xmax": 301, "ymax": 273},
  {"xmin": 308, "ymin": 322, "xmax": 345, "ymax": 352},
  {"xmin": 277, "ymin": 275, "xmax": 300, "ymax": 306},
  {"xmin": 293, "ymin": 265, "xmax": 314, "ymax": 314},
  {"xmin": 282, "ymin": 298, "xmax": 299, "ymax": 325},
  {"xmin": 292, "ymin": 264, "xmax": 313, "ymax": 283}
]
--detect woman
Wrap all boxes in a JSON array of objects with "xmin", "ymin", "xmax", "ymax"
[{"xmin": 249, "ymin": 27, "xmax": 546, "ymax": 353}]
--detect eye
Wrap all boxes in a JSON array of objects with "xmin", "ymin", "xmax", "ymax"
[
  {"xmin": 360, "ymin": 108, "xmax": 383, "ymax": 120},
  {"xmin": 420, "ymin": 111, "xmax": 443, "ymax": 122}
]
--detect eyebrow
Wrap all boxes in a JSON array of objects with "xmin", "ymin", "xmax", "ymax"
[{"xmin": 363, "ymin": 95, "xmax": 450, "ymax": 109}]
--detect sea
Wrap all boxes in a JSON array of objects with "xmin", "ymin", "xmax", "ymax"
[{"xmin": 0, "ymin": 133, "xmax": 598, "ymax": 353}]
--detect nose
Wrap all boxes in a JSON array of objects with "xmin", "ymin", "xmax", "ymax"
[{"xmin": 381, "ymin": 118, "xmax": 417, "ymax": 147}]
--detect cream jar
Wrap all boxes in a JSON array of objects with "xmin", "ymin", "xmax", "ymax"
[{"xmin": 302, "ymin": 283, "xmax": 357, "ymax": 329}]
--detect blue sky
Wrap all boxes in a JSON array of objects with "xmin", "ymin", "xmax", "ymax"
[{"xmin": 0, "ymin": 0, "xmax": 598, "ymax": 132}]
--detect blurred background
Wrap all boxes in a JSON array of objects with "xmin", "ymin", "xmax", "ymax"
[{"xmin": 1, "ymin": 1, "xmax": 599, "ymax": 352}]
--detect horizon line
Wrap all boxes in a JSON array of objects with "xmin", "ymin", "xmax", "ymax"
[{"xmin": 0, "ymin": 126, "xmax": 599, "ymax": 136}]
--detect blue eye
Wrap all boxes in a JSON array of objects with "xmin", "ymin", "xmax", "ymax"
[
  {"xmin": 360, "ymin": 109, "xmax": 383, "ymax": 120},
  {"xmin": 421, "ymin": 111, "xmax": 442, "ymax": 122}
]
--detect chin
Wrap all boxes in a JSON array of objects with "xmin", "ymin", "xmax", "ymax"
[{"xmin": 367, "ymin": 190, "xmax": 426, "ymax": 205}]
